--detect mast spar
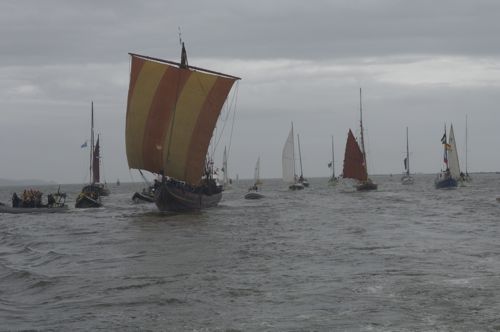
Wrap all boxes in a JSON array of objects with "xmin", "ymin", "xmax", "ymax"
[
  {"xmin": 359, "ymin": 88, "xmax": 367, "ymax": 171},
  {"xmin": 90, "ymin": 101, "xmax": 94, "ymax": 183},
  {"xmin": 297, "ymin": 133, "xmax": 303, "ymax": 178},
  {"xmin": 406, "ymin": 127, "xmax": 410, "ymax": 176}
]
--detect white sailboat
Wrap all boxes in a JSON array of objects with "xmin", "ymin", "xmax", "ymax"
[
  {"xmin": 296, "ymin": 134, "xmax": 309, "ymax": 187},
  {"xmin": 282, "ymin": 123, "xmax": 304, "ymax": 190},
  {"xmin": 245, "ymin": 157, "xmax": 264, "ymax": 199},
  {"xmin": 434, "ymin": 124, "xmax": 459, "ymax": 189},
  {"xmin": 328, "ymin": 135, "xmax": 338, "ymax": 185},
  {"xmin": 401, "ymin": 127, "xmax": 414, "ymax": 185}
]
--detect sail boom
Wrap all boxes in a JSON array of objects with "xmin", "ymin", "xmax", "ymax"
[{"xmin": 129, "ymin": 53, "xmax": 241, "ymax": 81}]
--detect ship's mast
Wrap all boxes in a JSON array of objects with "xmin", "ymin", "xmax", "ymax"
[
  {"xmin": 406, "ymin": 126, "xmax": 410, "ymax": 176},
  {"xmin": 90, "ymin": 101, "xmax": 94, "ymax": 183},
  {"xmin": 331, "ymin": 135, "xmax": 335, "ymax": 178},
  {"xmin": 465, "ymin": 114, "xmax": 469, "ymax": 175},
  {"xmin": 359, "ymin": 88, "xmax": 367, "ymax": 170},
  {"xmin": 297, "ymin": 133, "xmax": 304, "ymax": 177}
]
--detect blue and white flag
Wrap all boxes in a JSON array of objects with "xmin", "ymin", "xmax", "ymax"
[{"xmin": 80, "ymin": 140, "xmax": 88, "ymax": 148}]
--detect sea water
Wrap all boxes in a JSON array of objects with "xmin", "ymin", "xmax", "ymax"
[{"xmin": 0, "ymin": 174, "xmax": 499, "ymax": 331}]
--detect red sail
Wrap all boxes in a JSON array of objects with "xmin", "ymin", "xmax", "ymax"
[
  {"xmin": 93, "ymin": 136, "xmax": 100, "ymax": 184},
  {"xmin": 342, "ymin": 129, "xmax": 367, "ymax": 181}
]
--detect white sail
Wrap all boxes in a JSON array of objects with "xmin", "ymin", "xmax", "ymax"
[
  {"xmin": 282, "ymin": 125, "xmax": 296, "ymax": 183},
  {"xmin": 447, "ymin": 124, "xmax": 461, "ymax": 179},
  {"xmin": 254, "ymin": 157, "xmax": 261, "ymax": 184}
]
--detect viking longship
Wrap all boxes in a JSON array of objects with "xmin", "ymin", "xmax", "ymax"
[{"xmin": 125, "ymin": 43, "xmax": 240, "ymax": 212}]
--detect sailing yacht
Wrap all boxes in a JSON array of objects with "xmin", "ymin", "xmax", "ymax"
[
  {"xmin": 296, "ymin": 134, "xmax": 309, "ymax": 187},
  {"xmin": 125, "ymin": 42, "xmax": 240, "ymax": 211},
  {"xmin": 282, "ymin": 123, "xmax": 304, "ymax": 190},
  {"xmin": 75, "ymin": 102, "xmax": 107, "ymax": 208},
  {"xmin": 245, "ymin": 157, "xmax": 264, "ymax": 199},
  {"xmin": 401, "ymin": 127, "xmax": 414, "ymax": 185},
  {"xmin": 342, "ymin": 89, "xmax": 377, "ymax": 191},
  {"xmin": 435, "ymin": 124, "xmax": 459, "ymax": 189},
  {"xmin": 328, "ymin": 135, "xmax": 338, "ymax": 185}
]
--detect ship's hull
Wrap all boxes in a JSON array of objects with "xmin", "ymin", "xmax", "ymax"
[
  {"xmin": 82, "ymin": 183, "xmax": 109, "ymax": 196},
  {"xmin": 435, "ymin": 177, "xmax": 458, "ymax": 189},
  {"xmin": 132, "ymin": 191, "xmax": 155, "ymax": 203},
  {"xmin": 356, "ymin": 180, "xmax": 378, "ymax": 191},
  {"xmin": 0, "ymin": 205, "xmax": 68, "ymax": 214},
  {"xmin": 155, "ymin": 181, "xmax": 222, "ymax": 212},
  {"xmin": 244, "ymin": 192, "xmax": 264, "ymax": 200},
  {"xmin": 75, "ymin": 194, "xmax": 102, "ymax": 208},
  {"xmin": 401, "ymin": 175, "xmax": 414, "ymax": 185}
]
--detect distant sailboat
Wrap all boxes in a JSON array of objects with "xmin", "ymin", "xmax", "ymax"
[
  {"xmin": 296, "ymin": 134, "xmax": 309, "ymax": 187},
  {"xmin": 342, "ymin": 89, "xmax": 377, "ymax": 191},
  {"xmin": 75, "ymin": 102, "xmax": 108, "ymax": 208},
  {"xmin": 463, "ymin": 115, "xmax": 472, "ymax": 183},
  {"xmin": 434, "ymin": 124, "xmax": 459, "ymax": 189},
  {"xmin": 282, "ymin": 123, "xmax": 304, "ymax": 190},
  {"xmin": 401, "ymin": 127, "xmax": 414, "ymax": 185},
  {"xmin": 125, "ymin": 43, "xmax": 240, "ymax": 211},
  {"xmin": 245, "ymin": 157, "xmax": 264, "ymax": 199},
  {"xmin": 328, "ymin": 135, "xmax": 338, "ymax": 185}
]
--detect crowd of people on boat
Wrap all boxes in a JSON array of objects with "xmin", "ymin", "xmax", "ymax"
[{"xmin": 10, "ymin": 189, "xmax": 64, "ymax": 208}]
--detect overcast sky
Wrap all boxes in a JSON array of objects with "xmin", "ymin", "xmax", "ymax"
[{"xmin": 1, "ymin": 0, "xmax": 500, "ymax": 184}]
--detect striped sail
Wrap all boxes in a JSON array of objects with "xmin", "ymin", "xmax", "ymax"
[
  {"xmin": 342, "ymin": 129, "xmax": 368, "ymax": 181},
  {"xmin": 125, "ymin": 53, "xmax": 239, "ymax": 186}
]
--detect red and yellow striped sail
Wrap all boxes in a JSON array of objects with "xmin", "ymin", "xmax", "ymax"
[{"xmin": 126, "ymin": 53, "xmax": 239, "ymax": 185}]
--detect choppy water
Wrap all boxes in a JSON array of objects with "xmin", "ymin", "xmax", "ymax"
[{"xmin": 1, "ymin": 174, "xmax": 500, "ymax": 331}]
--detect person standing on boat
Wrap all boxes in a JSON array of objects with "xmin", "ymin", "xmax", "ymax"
[{"xmin": 11, "ymin": 193, "xmax": 20, "ymax": 207}]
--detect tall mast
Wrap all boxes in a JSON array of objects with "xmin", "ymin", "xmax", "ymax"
[
  {"xmin": 359, "ymin": 88, "xmax": 367, "ymax": 170},
  {"xmin": 90, "ymin": 101, "xmax": 94, "ymax": 183},
  {"xmin": 297, "ymin": 133, "xmax": 304, "ymax": 177},
  {"xmin": 465, "ymin": 114, "xmax": 468, "ymax": 175},
  {"xmin": 406, "ymin": 127, "xmax": 410, "ymax": 176},
  {"xmin": 291, "ymin": 122, "xmax": 296, "ymax": 179},
  {"xmin": 331, "ymin": 135, "xmax": 335, "ymax": 178}
]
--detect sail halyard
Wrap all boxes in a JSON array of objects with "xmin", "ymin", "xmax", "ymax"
[{"xmin": 125, "ymin": 49, "xmax": 240, "ymax": 186}]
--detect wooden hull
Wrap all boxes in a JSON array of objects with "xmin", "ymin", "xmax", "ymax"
[
  {"xmin": 356, "ymin": 180, "xmax": 378, "ymax": 191},
  {"xmin": 75, "ymin": 194, "xmax": 102, "ymax": 208},
  {"xmin": 244, "ymin": 192, "xmax": 264, "ymax": 200},
  {"xmin": 0, "ymin": 205, "xmax": 68, "ymax": 214},
  {"xmin": 289, "ymin": 183, "xmax": 304, "ymax": 190},
  {"xmin": 82, "ymin": 183, "xmax": 109, "ymax": 196},
  {"xmin": 155, "ymin": 181, "xmax": 222, "ymax": 212},
  {"xmin": 132, "ymin": 191, "xmax": 155, "ymax": 203}
]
